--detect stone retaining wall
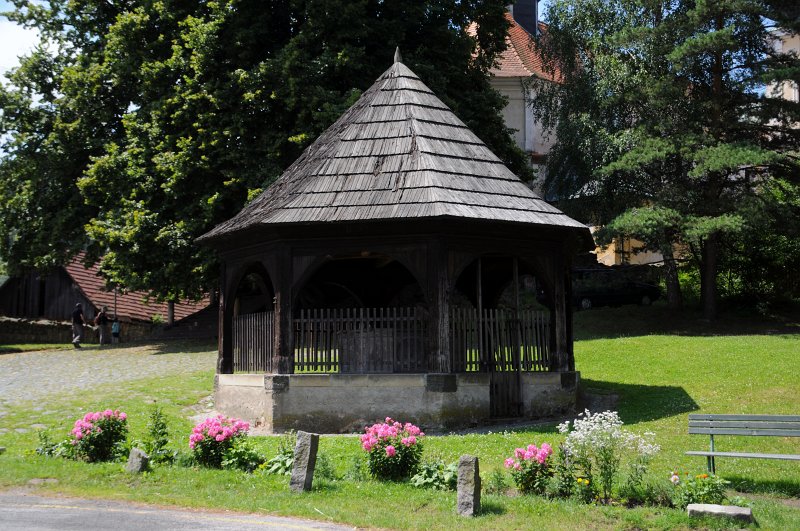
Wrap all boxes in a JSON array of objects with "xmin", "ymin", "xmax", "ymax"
[
  {"xmin": 0, "ymin": 317, "xmax": 157, "ymax": 344},
  {"xmin": 215, "ymin": 371, "xmax": 579, "ymax": 433}
]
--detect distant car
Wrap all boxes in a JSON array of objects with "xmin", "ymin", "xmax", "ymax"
[{"xmin": 572, "ymin": 270, "xmax": 661, "ymax": 310}]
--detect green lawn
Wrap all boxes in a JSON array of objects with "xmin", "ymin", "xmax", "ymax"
[{"xmin": 1, "ymin": 304, "xmax": 799, "ymax": 529}]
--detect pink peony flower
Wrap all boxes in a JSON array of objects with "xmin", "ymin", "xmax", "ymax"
[
  {"xmin": 385, "ymin": 445, "xmax": 396, "ymax": 457},
  {"xmin": 504, "ymin": 458, "xmax": 515, "ymax": 468}
]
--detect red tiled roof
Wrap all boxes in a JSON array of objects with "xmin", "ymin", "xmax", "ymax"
[
  {"xmin": 65, "ymin": 253, "xmax": 209, "ymax": 322},
  {"xmin": 490, "ymin": 14, "xmax": 561, "ymax": 82}
]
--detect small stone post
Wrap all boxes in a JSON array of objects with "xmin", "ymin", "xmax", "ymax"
[
  {"xmin": 457, "ymin": 455, "xmax": 481, "ymax": 517},
  {"xmin": 289, "ymin": 431, "xmax": 319, "ymax": 492},
  {"xmin": 125, "ymin": 448, "xmax": 149, "ymax": 473}
]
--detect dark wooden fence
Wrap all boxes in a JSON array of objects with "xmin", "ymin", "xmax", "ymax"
[
  {"xmin": 232, "ymin": 311, "xmax": 274, "ymax": 373},
  {"xmin": 450, "ymin": 308, "xmax": 550, "ymax": 372},
  {"xmin": 232, "ymin": 307, "xmax": 549, "ymax": 375},
  {"xmin": 293, "ymin": 307, "xmax": 427, "ymax": 374}
]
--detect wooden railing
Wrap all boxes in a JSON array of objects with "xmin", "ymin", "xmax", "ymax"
[
  {"xmin": 231, "ymin": 307, "xmax": 549, "ymax": 374},
  {"xmin": 293, "ymin": 307, "xmax": 427, "ymax": 374},
  {"xmin": 450, "ymin": 308, "xmax": 550, "ymax": 372},
  {"xmin": 232, "ymin": 311, "xmax": 274, "ymax": 373}
]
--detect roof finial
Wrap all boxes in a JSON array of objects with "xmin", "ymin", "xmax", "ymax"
[{"xmin": 394, "ymin": 47, "xmax": 403, "ymax": 64}]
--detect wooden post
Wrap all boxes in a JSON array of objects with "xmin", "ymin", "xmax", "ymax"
[
  {"xmin": 476, "ymin": 257, "xmax": 484, "ymax": 370},
  {"xmin": 218, "ymin": 262, "xmax": 233, "ymax": 374},
  {"xmin": 272, "ymin": 247, "xmax": 294, "ymax": 374},
  {"xmin": 551, "ymin": 254, "xmax": 571, "ymax": 372},
  {"xmin": 430, "ymin": 242, "xmax": 451, "ymax": 373}
]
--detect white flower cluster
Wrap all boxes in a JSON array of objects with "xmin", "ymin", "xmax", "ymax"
[{"xmin": 558, "ymin": 409, "xmax": 660, "ymax": 459}]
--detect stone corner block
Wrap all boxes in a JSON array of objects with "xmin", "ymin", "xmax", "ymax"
[
  {"xmin": 289, "ymin": 430, "xmax": 319, "ymax": 493},
  {"xmin": 265, "ymin": 375, "xmax": 290, "ymax": 392},
  {"xmin": 125, "ymin": 448, "xmax": 150, "ymax": 474},
  {"xmin": 687, "ymin": 503, "xmax": 753, "ymax": 522},
  {"xmin": 426, "ymin": 374, "xmax": 457, "ymax": 393},
  {"xmin": 456, "ymin": 454, "xmax": 480, "ymax": 517}
]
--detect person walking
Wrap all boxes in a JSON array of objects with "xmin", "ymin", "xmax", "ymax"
[
  {"xmin": 71, "ymin": 303, "xmax": 85, "ymax": 348},
  {"xmin": 111, "ymin": 317, "xmax": 121, "ymax": 344},
  {"xmin": 95, "ymin": 306, "xmax": 110, "ymax": 345}
]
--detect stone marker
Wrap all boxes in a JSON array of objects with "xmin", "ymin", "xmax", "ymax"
[
  {"xmin": 125, "ymin": 448, "xmax": 150, "ymax": 474},
  {"xmin": 687, "ymin": 503, "xmax": 753, "ymax": 523},
  {"xmin": 457, "ymin": 455, "xmax": 481, "ymax": 517},
  {"xmin": 290, "ymin": 431, "xmax": 319, "ymax": 493}
]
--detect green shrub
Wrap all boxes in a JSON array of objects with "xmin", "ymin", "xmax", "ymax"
[
  {"xmin": 672, "ymin": 473, "xmax": 729, "ymax": 508},
  {"xmin": 71, "ymin": 409, "xmax": 128, "ymax": 462},
  {"xmin": 222, "ymin": 438, "xmax": 265, "ymax": 473},
  {"xmin": 410, "ymin": 460, "xmax": 458, "ymax": 491},
  {"xmin": 484, "ymin": 468, "xmax": 509, "ymax": 495},
  {"xmin": 142, "ymin": 406, "xmax": 175, "ymax": 465},
  {"xmin": 314, "ymin": 453, "xmax": 339, "ymax": 481},
  {"xmin": 35, "ymin": 430, "xmax": 75, "ymax": 460},
  {"xmin": 261, "ymin": 431, "xmax": 295, "ymax": 475}
]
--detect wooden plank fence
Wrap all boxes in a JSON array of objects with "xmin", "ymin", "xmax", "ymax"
[
  {"xmin": 450, "ymin": 308, "xmax": 550, "ymax": 372},
  {"xmin": 232, "ymin": 311, "xmax": 274, "ymax": 373},
  {"xmin": 293, "ymin": 307, "xmax": 427, "ymax": 374}
]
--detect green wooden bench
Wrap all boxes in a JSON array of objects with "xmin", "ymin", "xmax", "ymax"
[{"xmin": 686, "ymin": 414, "xmax": 800, "ymax": 474}]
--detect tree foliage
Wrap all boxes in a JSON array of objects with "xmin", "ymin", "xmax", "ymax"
[
  {"xmin": 532, "ymin": 0, "xmax": 800, "ymax": 317},
  {"xmin": 0, "ymin": 0, "xmax": 525, "ymax": 300}
]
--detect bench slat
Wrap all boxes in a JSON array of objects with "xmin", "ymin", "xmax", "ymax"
[
  {"xmin": 688, "ymin": 427, "xmax": 800, "ymax": 437},
  {"xmin": 689, "ymin": 414, "xmax": 800, "ymax": 422},
  {"xmin": 686, "ymin": 451, "xmax": 800, "ymax": 461},
  {"xmin": 689, "ymin": 420, "xmax": 800, "ymax": 431}
]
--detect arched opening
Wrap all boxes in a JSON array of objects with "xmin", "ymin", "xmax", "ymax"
[
  {"xmin": 295, "ymin": 255, "xmax": 425, "ymax": 310},
  {"xmin": 228, "ymin": 263, "xmax": 275, "ymax": 373},
  {"xmin": 293, "ymin": 255, "xmax": 428, "ymax": 374},
  {"xmin": 450, "ymin": 254, "xmax": 555, "ymax": 417}
]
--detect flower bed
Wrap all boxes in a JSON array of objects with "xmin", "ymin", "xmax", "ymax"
[{"xmin": 360, "ymin": 417, "xmax": 424, "ymax": 481}]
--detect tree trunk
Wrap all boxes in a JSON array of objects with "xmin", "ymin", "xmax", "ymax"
[
  {"xmin": 701, "ymin": 234, "xmax": 719, "ymax": 320},
  {"xmin": 661, "ymin": 244, "xmax": 683, "ymax": 310}
]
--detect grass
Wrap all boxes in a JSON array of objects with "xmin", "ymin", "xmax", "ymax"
[
  {"xmin": 0, "ymin": 343, "xmax": 71, "ymax": 354},
  {"xmin": 1, "ymin": 303, "xmax": 799, "ymax": 529}
]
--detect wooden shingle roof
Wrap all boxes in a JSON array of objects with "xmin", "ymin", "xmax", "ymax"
[{"xmin": 200, "ymin": 53, "xmax": 586, "ymax": 242}]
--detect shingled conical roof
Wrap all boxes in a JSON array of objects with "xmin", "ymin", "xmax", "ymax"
[{"xmin": 201, "ymin": 53, "xmax": 587, "ymax": 242}]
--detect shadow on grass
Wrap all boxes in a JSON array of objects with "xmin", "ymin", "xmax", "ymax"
[
  {"xmin": 145, "ymin": 340, "xmax": 218, "ymax": 356},
  {"xmin": 478, "ymin": 499, "xmax": 506, "ymax": 516},
  {"xmin": 574, "ymin": 303, "xmax": 800, "ymax": 341},
  {"xmin": 726, "ymin": 475, "xmax": 800, "ymax": 498},
  {"xmin": 580, "ymin": 378, "xmax": 699, "ymax": 424}
]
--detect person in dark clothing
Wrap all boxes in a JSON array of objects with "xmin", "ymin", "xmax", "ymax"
[
  {"xmin": 71, "ymin": 303, "xmax": 85, "ymax": 348},
  {"xmin": 95, "ymin": 306, "xmax": 110, "ymax": 345}
]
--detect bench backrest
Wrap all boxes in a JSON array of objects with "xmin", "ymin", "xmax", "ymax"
[{"xmin": 689, "ymin": 414, "xmax": 800, "ymax": 437}]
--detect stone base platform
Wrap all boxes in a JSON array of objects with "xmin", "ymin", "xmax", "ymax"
[{"xmin": 215, "ymin": 371, "xmax": 579, "ymax": 433}]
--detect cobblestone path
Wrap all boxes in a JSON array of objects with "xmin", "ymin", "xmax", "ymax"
[{"xmin": 0, "ymin": 343, "xmax": 216, "ymax": 408}]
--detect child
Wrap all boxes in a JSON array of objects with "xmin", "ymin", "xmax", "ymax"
[{"xmin": 111, "ymin": 317, "xmax": 121, "ymax": 344}]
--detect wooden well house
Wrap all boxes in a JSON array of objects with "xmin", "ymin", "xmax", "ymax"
[{"xmin": 199, "ymin": 51, "xmax": 593, "ymax": 433}]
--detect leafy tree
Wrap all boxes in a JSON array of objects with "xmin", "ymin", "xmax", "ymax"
[
  {"xmin": 0, "ymin": 0, "xmax": 525, "ymax": 300},
  {"xmin": 532, "ymin": 0, "xmax": 800, "ymax": 319}
]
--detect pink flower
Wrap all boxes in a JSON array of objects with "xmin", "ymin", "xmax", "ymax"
[
  {"xmin": 407, "ymin": 435, "xmax": 416, "ymax": 445},
  {"xmin": 504, "ymin": 458, "xmax": 515, "ymax": 468},
  {"xmin": 514, "ymin": 447, "xmax": 525, "ymax": 459},
  {"xmin": 385, "ymin": 445, "xmax": 396, "ymax": 457}
]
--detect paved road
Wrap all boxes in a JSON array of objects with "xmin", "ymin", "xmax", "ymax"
[
  {"xmin": 0, "ymin": 492, "xmax": 355, "ymax": 531},
  {"xmin": 0, "ymin": 344, "xmax": 216, "ymax": 408}
]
